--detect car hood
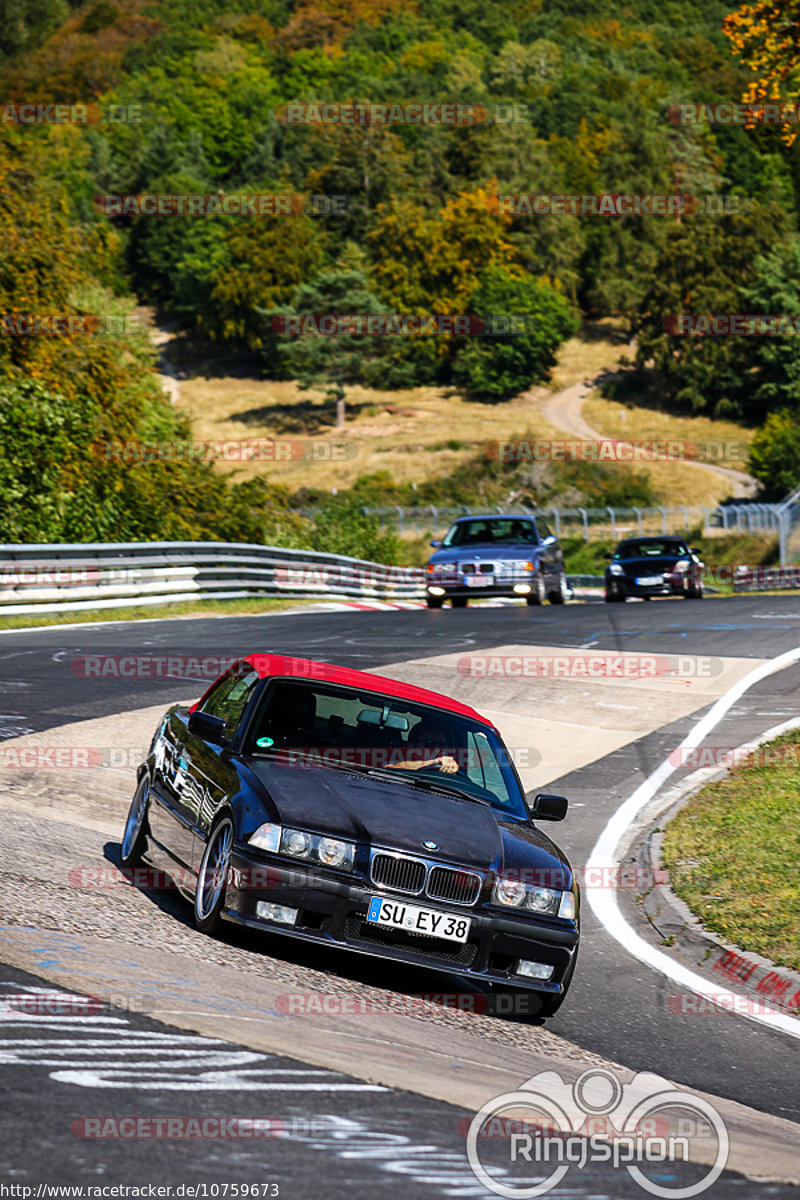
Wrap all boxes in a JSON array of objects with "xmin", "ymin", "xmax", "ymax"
[
  {"xmin": 430, "ymin": 544, "xmax": 536, "ymax": 563},
  {"xmin": 243, "ymin": 759, "xmax": 566, "ymax": 877},
  {"xmin": 610, "ymin": 555, "xmax": 683, "ymax": 576}
]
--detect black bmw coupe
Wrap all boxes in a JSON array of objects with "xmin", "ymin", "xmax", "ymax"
[{"xmin": 121, "ymin": 655, "xmax": 579, "ymax": 1018}]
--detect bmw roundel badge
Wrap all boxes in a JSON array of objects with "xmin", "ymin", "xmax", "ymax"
[{"xmin": 422, "ymin": 840, "xmax": 439, "ymax": 851}]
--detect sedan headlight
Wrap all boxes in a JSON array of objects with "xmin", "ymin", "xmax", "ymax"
[
  {"xmin": 672, "ymin": 559, "xmax": 691, "ymax": 573},
  {"xmin": 492, "ymin": 876, "xmax": 573, "ymax": 918},
  {"xmin": 608, "ymin": 563, "xmax": 625, "ymax": 576},
  {"xmin": 281, "ymin": 827, "xmax": 356, "ymax": 871},
  {"xmin": 247, "ymin": 823, "xmax": 356, "ymax": 870},
  {"xmin": 317, "ymin": 836, "xmax": 352, "ymax": 868},
  {"xmin": 283, "ymin": 829, "xmax": 312, "ymax": 858}
]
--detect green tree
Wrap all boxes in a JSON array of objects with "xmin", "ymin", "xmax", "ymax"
[
  {"xmin": 741, "ymin": 239, "xmax": 800, "ymax": 414},
  {"xmin": 268, "ymin": 269, "xmax": 390, "ymax": 427},
  {"xmin": 631, "ymin": 206, "xmax": 785, "ymax": 418},
  {"xmin": 748, "ymin": 410, "xmax": 800, "ymax": 500},
  {"xmin": 451, "ymin": 268, "xmax": 578, "ymax": 400}
]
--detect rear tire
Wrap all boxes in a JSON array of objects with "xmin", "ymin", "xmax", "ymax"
[
  {"xmin": 194, "ymin": 814, "xmax": 234, "ymax": 935},
  {"xmin": 120, "ymin": 777, "xmax": 149, "ymax": 870}
]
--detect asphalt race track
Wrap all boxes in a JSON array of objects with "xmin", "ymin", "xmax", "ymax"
[{"xmin": 2, "ymin": 593, "xmax": 800, "ymax": 1197}]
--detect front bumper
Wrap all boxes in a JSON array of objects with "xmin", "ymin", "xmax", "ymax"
[
  {"xmin": 605, "ymin": 574, "xmax": 692, "ymax": 598},
  {"xmin": 426, "ymin": 580, "xmax": 537, "ymax": 601},
  {"xmin": 226, "ymin": 847, "xmax": 579, "ymax": 996}
]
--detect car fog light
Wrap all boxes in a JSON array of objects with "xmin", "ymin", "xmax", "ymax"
[
  {"xmin": 255, "ymin": 902, "xmax": 297, "ymax": 925},
  {"xmin": 428, "ymin": 586, "xmax": 445, "ymax": 596},
  {"xmin": 513, "ymin": 584, "xmax": 531, "ymax": 594},
  {"xmin": 515, "ymin": 960, "xmax": 554, "ymax": 980}
]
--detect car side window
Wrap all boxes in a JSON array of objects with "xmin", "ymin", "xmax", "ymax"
[
  {"xmin": 465, "ymin": 730, "xmax": 511, "ymax": 804},
  {"xmin": 534, "ymin": 517, "xmax": 552, "ymax": 541},
  {"xmin": 200, "ymin": 669, "xmax": 260, "ymax": 738}
]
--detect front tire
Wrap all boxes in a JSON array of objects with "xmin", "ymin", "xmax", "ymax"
[
  {"xmin": 451, "ymin": 596, "xmax": 468, "ymax": 608},
  {"xmin": 548, "ymin": 570, "xmax": 569, "ymax": 604},
  {"xmin": 526, "ymin": 572, "xmax": 546, "ymax": 606},
  {"xmin": 194, "ymin": 815, "xmax": 234, "ymax": 934},
  {"xmin": 426, "ymin": 596, "xmax": 443, "ymax": 609},
  {"xmin": 121, "ymin": 777, "xmax": 149, "ymax": 870}
]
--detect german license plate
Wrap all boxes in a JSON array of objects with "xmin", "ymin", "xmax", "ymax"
[
  {"xmin": 636, "ymin": 575, "xmax": 663, "ymax": 586},
  {"xmin": 367, "ymin": 896, "xmax": 471, "ymax": 942},
  {"xmin": 464, "ymin": 575, "xmax": 492, "ymax": 587}
]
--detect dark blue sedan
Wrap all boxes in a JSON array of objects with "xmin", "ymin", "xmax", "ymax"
[{"xmin": 425, "ymin": 514, "xmax": 569, "ymax": 609}]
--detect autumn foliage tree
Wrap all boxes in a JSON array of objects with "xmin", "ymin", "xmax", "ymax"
[{"xmin": 723, "ymin": 0, "xmax": 800, "ymax": 142}]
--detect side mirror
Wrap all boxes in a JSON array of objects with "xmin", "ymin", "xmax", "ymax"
[
  {"xmin": 690, "ymin": 548, "xmax": 702, "ymax": 556},
  {"xmin": 430, "ymin": 540, "xmax": 442, "ymax": 548},
  {"xmin": 528, "ymin": 792, "xmax": 568, "ymax": 821},
  {"xmin": 603, "ymin": 552, "xmax": 613, "ymax": 560},
  {"xmin": 188, "ymin": 710, "xmax": 227, "ymax": 745}
]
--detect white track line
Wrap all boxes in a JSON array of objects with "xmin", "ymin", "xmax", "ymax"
[{"xmin": 586, "ymin": 642, "xmax": 800, "ymax": 1039}]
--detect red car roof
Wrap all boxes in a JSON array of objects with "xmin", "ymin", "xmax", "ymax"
[{"xmin": 191, "ymin": 653, "xmax": 496, "ymax": 729}]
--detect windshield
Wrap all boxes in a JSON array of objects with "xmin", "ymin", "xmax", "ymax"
[
  {"xmin": 615, "ymin": 539, "xmax": 689, "ymax": 559},
  {"xmin": 243, "ymin": 678, "xmax": 528, "ymax": 819},
  {"xmin": 442, "ymin": 518, "xmax": 539, "ymax": 547}
]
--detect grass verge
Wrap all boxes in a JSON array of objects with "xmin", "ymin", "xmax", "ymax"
[
  {"xmin": 661, "ymin": 728, "xmax": 800, "ymax": 976},
  {"xmin": 0, "ymin": 596, "xmax": 317, "ymax": 631}
]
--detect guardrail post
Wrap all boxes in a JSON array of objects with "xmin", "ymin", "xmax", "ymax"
[
  {"xmin": 682, "ymin": 506, "xmax": 689, "ymax": 532},
  {"xmin": 703, "ymin": 507, "xmax": 711, "ymax": 535},
  {"xmin": 607, "ymin": 507, "xmax": 616, "ymax": 541},
  {"xmin": 395, "ymin": 506, "xmax": 403, "ymax": 534},
  {"xmin": 779, "ymin": 507, "xmax": 789, "ymax": 566},
  {"xmin": 578, "ymin": 508, "xmax": 588, "ymax": 542},
  {"xmin": 659, "ymin": 507, "xmax": 667, "ymax": 535},
  {"xmin": 634, "ymin": 507, "xmax": 642, "ymax": 536},
  {"xmin": 551, "ymin": 507, "xmax": 561, "ymax": 538}
]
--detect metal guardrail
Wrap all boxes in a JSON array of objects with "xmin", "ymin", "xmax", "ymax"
[
  {"xmin": 0, "ymin": 541, "xmax": 426, "ymax": 616},
  {"xmin": 2, "ymin": 539, "xmax": 796, "ymax": 618}
]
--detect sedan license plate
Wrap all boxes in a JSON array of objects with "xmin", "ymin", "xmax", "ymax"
[
  {"xmin": 367, "ymin": 896, "xmax": 471, "ymax": 943},
  {"xmin": 636, "ymin": 575, "xmax": 663, "ymax": 586},
  {"xmin": 464, "ymin": 575, "xmax": 492, "ymax": 587}
]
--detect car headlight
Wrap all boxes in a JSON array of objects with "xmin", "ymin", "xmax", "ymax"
[
  {"xmin": 673, "ymin": 559, "xmax": 690, "ymax": 573},
  {"xmin": 492, "ymin": 876, "xmax": 571, "ymax": 917},
  {"xmin": 282, "ymin": 829, "xmax": 312, "ymax": 858},
  {"xmin": 494, "ymin": 877, "xmax": 526, "ymax": 906},
  {"xmin": 608, "ymin": 563, "xmax": 625, "ymax": 576},
  {"xmin": 280, "ymin": 826, "xmax": 356, "ymax": 871},
  {"xmin": 317, "ymin": 836, "xmax": 353, "ymax": 868}
]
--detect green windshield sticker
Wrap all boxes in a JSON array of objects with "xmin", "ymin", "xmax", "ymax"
[{"xmin": 256, "ymin": 736, "xmax": 274, "ymax": 748}]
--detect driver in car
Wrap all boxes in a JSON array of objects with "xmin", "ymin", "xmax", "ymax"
[{"xmin": 387, "ymin": 717, "xmax": 459, "ymax": 774}]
